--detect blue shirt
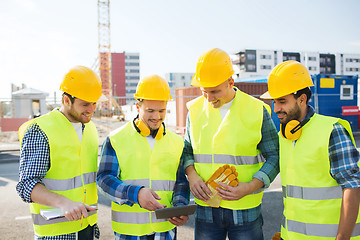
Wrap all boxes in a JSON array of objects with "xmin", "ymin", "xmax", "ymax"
[{"xmin": 96, "ymin": 128, "xmax": 190, "ymax": 240}]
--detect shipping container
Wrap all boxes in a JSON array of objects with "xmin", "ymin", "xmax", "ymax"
[{"xmin": 310, "ymin": 74, "xmax": 359, "ymax": 132}]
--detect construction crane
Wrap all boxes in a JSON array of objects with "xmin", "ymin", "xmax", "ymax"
[{"xmin": 98, "ymin": 0, "xmax": 112, "ymax": 109}]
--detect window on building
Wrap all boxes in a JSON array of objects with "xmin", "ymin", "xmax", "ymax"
[
  {"xmin": 247, "ymin": 64, "xmax": 256, "ymax": 71},
  {"xmin": 247, "ymin": 54, "xmax": 256, "ymax": 60},
  {"xmin": 125, "ymin": 62, "xmax": 139, "ymax": 66},
  {"xmin": 346, "ymin": 67, "xmax": 360, "ymax": 72},
  {"xmin": 340, "ymin": 85, "xmax": 353, "ymax": 100},
  {"xmin": 260, "ymin": 54, "xmax": 271, "ymax": 59},
  {"xmin": 126, "ymin": 76, "xmax": 139, "ymax": 80},
  {"xmin": 346, "ymin": 58, "xmax": 360, "ymax": 63},
  {"xmin": 130, "ymin": 69, "xmax": 139, "ymax": 73},
  {"xmin": 309, "ymin": 66, "xmax": 317, "ymax": 71},
  {"xmin": 283, "ymin": 56, "xmax": 297, "ymax": 61},
  {"xmin": 308, "ymin": 56, "xmax": 316, "ymax": 61},
  {"xmin": 260, "ymin": 65, "xmax": 271, "ymax": 70}
]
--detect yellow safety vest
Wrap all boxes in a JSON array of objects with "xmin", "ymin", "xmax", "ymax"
[
  {"xmin": 19, "ymin": 109, "xmax": 98, "ymax": 237},
  {"xmin": 187, "ymin": 88, "xmax": 269, "ymax": 209},
  {"xmin": 109, "ymin": 122, "xmax": 184, "ymax": 236},
  {"xmin": 280, "ymin": 113, "xmax": 360, "ymax": 239}
]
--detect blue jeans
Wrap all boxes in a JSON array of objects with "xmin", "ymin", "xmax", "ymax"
[{"xmin": 195, "ymin": 208, "xmax": 264, "ymax": 240}]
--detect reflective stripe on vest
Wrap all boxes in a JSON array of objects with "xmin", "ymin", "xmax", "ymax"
[
  {"xmin": 283, "ymin": 216, "xmax": 360, "ymax": 238},
  {"xmin": 32, "ymin": 205, "xmax": 98, "ymax": 225},
  {"xmin": 187, "ymin": 89, "xmax": 268, "ymax": 210},
  {"xmin": 280, "ymin": 114, "xmax": 360, "ymax": 239},
  {"xmin": 194, "ymin": 153, "xmax": 265, "ymax": 165},
  {"xmin": 283, "ymin": 185, "xmax": 342, "ymax": 200},
  {"xmin": 112, "ymin": 211, "xmax": 167, "ymax": 224},
  {"xmin": 109, "ymin": 122, "xmax": 183, "ymax": 236},
  {"xmin": 19, "ymin": 109, "xmax": 99, "ymax": 237},
  {"xmin": 123, "ymin": 179, "xmax": 176, "ymax": 192},
  {"xmin": 43, "ymin": 172, "xmax": 96, "ymax": 191}
]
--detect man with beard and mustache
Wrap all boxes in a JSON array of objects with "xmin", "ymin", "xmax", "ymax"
[
  {"xmin": 96, "ymin": 75, "xmax": 190, "ymax": 240},
  {"xmin": 219, "ymin": 60, "xmax": 360, "ymax": 239},
  {"xmin": 17, "ymin": 66, "xmax": 107, "ymax": 240}
]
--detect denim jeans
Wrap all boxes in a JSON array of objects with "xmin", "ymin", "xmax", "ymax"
[{"xmin": 195, "ymin": 208, "xmax": 264, "ymax": 240}]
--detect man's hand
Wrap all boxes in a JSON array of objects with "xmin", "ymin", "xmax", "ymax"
[
  {"xmin": 217, "ymin": 178, "xmax": 264, "ymax": 201},
  {"xmin": 204, "ymin": 164, "xmax": 239, "ymax": 207},
  {"xmin": 186, "ymin": 166, "xmax": 212, "ymax": 201},
  {"xmin": 168, "ymin": 215, "xmax": 189, "ymax": 226},
  {"xmin": 60, "ymin": 199, "xmax": 89, "ymax": 221},
  {"xmin": 138, "ymin": 188, "xmax": 166, "ymax": 211},
  {"xmin": 30, "ymin": 183, "xmax": 95, "ymax": 221}
]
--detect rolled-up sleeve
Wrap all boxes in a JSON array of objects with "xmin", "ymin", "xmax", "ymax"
[
  {"xmin": 253, "ymin": 107, "xmax": 280, "ymax": 188},
  {"xmin": 329, "ymin": 123, "xmax": 360, "ymax": 189}
]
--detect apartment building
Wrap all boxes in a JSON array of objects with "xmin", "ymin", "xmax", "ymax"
[
  {"xmin": 111, "ymin": 52, "xmax": 140, "ymax": 105},
  {"xmin": 231, "ymin": 49, "xmax": 360, "ymax": 79}
]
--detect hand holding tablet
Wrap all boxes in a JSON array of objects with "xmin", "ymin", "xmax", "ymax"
[{"xmin": 154, "ymin": 204, "xmax": 197, "ymax": 219}]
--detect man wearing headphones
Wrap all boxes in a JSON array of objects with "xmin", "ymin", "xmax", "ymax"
[
  {"xmin": 219, "ymin": 61, "xmax": 360, "ymax": 239},
  {"xmin": 96, "ymin": 75, "xmax": 190, "ymax": 239}
]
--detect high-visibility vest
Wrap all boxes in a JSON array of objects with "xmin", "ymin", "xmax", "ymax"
[
  {"xmin": 109, "ymin": 122, "xmax": 184, "ymax": 236},
  {"xmin": 187, "ymin": 88, "xmax": 269, "ymax": 209},
  {"xmin": 280, "ymin": 113, "xmax": 360, "ymax": 239},
  {"xmin": 19, "ymin": 109, "xmax": 98, "ymax": 237}
]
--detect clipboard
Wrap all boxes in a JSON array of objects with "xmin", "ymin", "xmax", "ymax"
[
  {"xmin": 40, "ymin": 205, "xmax": 97, "ymax": 220},
  {"xmin": 40, "ymin": 208, "xmax": 64, "ymax": 220},
  {"xmin": 155, "ymin": 204, "xmax": 197, "ymax": 219}
]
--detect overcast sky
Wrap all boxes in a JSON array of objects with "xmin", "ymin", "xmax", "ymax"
[{"xmin": 1, "ymin": 0, "xmax": 360, "ymax": 99}]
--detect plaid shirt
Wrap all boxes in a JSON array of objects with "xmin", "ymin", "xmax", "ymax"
[
  {"xmin": 309, "ymin": 106, "xmax": 360, "ymax": 189},
  {"xmin": 184, "ymin": 104, "xmax": 360, "ymax": 225},
  {"xmin": 183, "ymin": 106, "xmax": 280, "ymax": 224},
  {"xmin": 96, "ymin": 129, "xmax": 190, "ymax": 240},
  {"xmin": 16, "ymin": 123, "xmax": 100, "ymax": 240}
]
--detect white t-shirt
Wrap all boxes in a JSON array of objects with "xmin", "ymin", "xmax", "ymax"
[
  {"xmin": 219, "ymin": 98, "xmax": 234, "ymax": 120},
  {"xmin": 71, "ymin": 122, "xmax": 83, "ymax": 141},
  {"xmin": 146, "ymin": 135, "xmax": 156, "ymax": 150}
]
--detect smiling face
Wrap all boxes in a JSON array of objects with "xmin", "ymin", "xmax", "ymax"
[
  {"xmin": 61, "ymin": 95, "xmax": 97, "ymax": 123},
  {"xmin": 273, "ymin": 94, "xmax": 302, "ymax": 124},
  {"xmin": 137, "ymin": 99, "xmax": 167, "ymax": 131},
  {"xmin": 200, "ymin": 78, "xmax": 235, "ymax": 108}
]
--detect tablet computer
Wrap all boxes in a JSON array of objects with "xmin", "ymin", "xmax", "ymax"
[{"xmin": 155, "ymin": 204, "xmax": 197, "ymax": 219}]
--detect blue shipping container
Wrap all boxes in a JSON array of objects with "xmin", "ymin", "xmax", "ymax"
[{"xmin": 270, "ymin": 74, "xmax": 359, "ymax": 132}]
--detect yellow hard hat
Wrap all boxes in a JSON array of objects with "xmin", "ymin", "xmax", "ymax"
[
  {"xmin": 191, "ymin": 48, "xmax": 234, "ymax": 87},
  {"xmin": 134, "ymin": 75, "xmax": 172, "ymax": 101},
  {"xmin": 60, "ymin": 65, "xmax": 107, "ymax": 102},
  {"xmin": 261, "ymin": 60, "xmax": 314, "ymax": 99}
]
